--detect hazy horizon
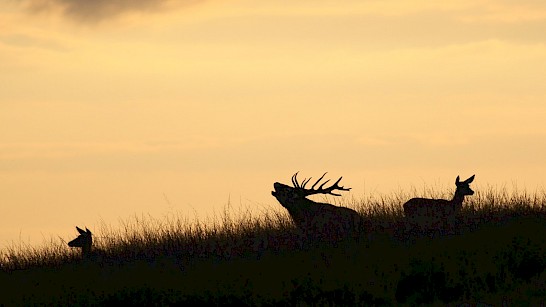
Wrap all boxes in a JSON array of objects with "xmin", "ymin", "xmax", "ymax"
[{"xmin": 2, "ymin": 0, "xmax": 546, "ymax": 246}]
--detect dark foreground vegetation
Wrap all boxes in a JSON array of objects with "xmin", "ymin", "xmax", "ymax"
[{"xmin": 1, "ymin": 189, "xmax": 545, "ymax": 306}]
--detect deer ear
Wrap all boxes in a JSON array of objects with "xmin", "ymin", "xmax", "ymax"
[
  {"xmin": 465, "ymin": 175, "xmax": 475, "ymax": 184},
  {"xmin": 455, "ymin": 176, "xmax": 461, "ymax": 185},
  {"xmin": 86, "ymin": 228, "xmax": 92, "ymax": 235},
  {"xmin": 76, "ymin": 226, "xmax": 86, "ymax": 234}
]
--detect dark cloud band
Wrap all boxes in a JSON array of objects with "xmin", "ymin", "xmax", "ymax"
[{"xmin": 24, "ymin": 0, "xmax": 193, "ymax": 22}]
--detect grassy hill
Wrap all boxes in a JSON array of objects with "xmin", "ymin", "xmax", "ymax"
[{"xmin": 1, "ymin": 189, "xmax": 545, "ymax": 306}]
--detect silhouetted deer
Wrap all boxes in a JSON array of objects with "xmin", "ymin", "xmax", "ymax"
[
  {"xmin": 68, "ymin": 226, "xmax": 93, "ymax": 258},
  {"xmin": 272, "ymin": 172, "xmax": 362, "ymax": 240},
  {"xmin": 403, "ymin": 175, "xmax": 475, "ymax": 235},
  {"xmin": 403, "ymin": 175, "xmax": 475, "ymax": 218}
]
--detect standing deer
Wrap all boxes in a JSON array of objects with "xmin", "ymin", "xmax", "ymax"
[
  {"xmin": 403, "ymin": 175, "xmax": 475, "ymax": 232},
  {"xmin": 272, "ymin": 172, "xmax": 362, "ymax": 240},
  {"xmin": 68, "ymin": 226, "xmax": 93, "ymax": 258}
]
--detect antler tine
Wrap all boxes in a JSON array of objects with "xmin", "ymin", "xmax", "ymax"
[
  {"xmin": 328, "ymin": 176, "xmax": 351, "ymax": 196},
  {"xmin": 311, "ymin": 172, "xmax": 327, "ymax": 189},
  {"xmin": 301, "ymin": 173, "xmax": 351, "ymax": 196},
  {"xmin": 292, "ymin": 172, "xmax": 300, "ymax": 188},
  {"xmin": 318, "ymin": 179, "xmax": 331, "ymax": 190},
  {"xmin": 333, "ymin": 176, "xmax": 348, "ymax": 189},
  {"xmin": 301, "ymin": 176, "xmax": 312, "ymax": 188}
]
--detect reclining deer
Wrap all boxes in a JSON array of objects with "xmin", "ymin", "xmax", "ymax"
[
  {"xmin": 68, "ymin": 226, "xmax": 94, "ymax": 259},
  {"xmin": 272, "ymin": 172, "xmax": 362, "ymax": 241},
  {"xmin": 403, "ymin": 175, "xmax": 475, "ymax": 232}
]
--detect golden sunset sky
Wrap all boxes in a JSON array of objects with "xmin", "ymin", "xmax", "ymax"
[{"xmin": 1, "ymin": 0, "xmax": 546, "ymax": 246}]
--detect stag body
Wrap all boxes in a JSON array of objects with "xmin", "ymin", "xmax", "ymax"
[
  {"xmin": 403, "ymin": 175, "xmax": 475, "ymax": 221},
  {"xmin": 68, "ymin": 226, "xmax": 93, "ymax": 258},
  {"xmin": 272, "ymin": 173, "xmax": 362, "ymax": 240}
]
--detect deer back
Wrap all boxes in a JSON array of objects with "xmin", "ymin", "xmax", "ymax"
[{"xmin": 403, "ymin": 198, "xmax": 458, "ymax": 218}]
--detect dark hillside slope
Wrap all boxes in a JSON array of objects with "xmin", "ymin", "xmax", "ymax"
[{"xmin": 1, "ymin": 192, "xmax": 545, "ymax": 306}]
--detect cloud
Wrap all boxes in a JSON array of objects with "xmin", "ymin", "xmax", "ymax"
[{"xmin": 22, "ymin": 0, "xmax": 199, "ymax": 23}]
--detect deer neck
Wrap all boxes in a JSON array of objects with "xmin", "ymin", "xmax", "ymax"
[
  {"xmin": 81, "ymin": 244, "xmax": 92, "ymax": 257},
  {"xmin": 451, "ymin": 190, "xmax": 466, "ymax": 206},
  {"xmin": 288, "ymin": 196, "xmax": 314, "ymax": 210},
  {"xmin": 283, "ymin": 197, "xmax": 315, "ymax": 218}
]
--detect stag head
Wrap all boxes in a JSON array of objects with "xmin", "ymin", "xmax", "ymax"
[{"xmin": 272, "ymin": 172, "xmax": 351, "ymax": 208}]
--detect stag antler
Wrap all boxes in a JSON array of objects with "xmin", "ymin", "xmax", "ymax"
[{"xmin": 292, "ymin": 172, "xmax": 351, "ymax": 196}]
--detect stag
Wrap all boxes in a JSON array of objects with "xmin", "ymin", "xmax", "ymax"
[
  {"xmin": 403, "ymin": 175, "xmax": 475, "ymax": 233},
  {"xmin": 68, "ymin": 226, "xmax": 93, "ymax": 258},
  {"xmin": 272, "ymin": 172, "xmax": 362, "ymax": 240}
]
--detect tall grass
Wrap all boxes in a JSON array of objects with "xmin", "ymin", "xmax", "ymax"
[{"xmin": 1, "ymin": 188, "xmax": 545, "ymax": 306}]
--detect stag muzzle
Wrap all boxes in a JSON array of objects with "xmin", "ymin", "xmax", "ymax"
[{"xmin": 271, "ymin": 182, "xmax": 285, "ymax": 197}]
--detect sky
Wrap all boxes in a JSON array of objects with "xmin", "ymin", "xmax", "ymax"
[{"xmin": 1, "ymin": 0, "xmax": 546, "ymax": 246}]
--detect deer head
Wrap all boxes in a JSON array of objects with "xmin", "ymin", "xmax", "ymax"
[
  {"xmin": 272, "ymin": 172, "xmax": 351, "ymax": 209},
  {"xmin": 68, "ymin": 226, "xmax": 93, "ymax": 256},
  {"xmin": 454, "ymin": 174, "xmax": 475, "ymax": 199}
]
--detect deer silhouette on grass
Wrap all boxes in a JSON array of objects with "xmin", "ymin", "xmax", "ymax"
[
  {"xmin": 272, "ymin": 172, "xmax": 362, "ymax": 241},
  {"xmin": 68, "ymin": 226, "xmax": 95, "ymax": 259},
  {"xmin": 403, "ymin": 175, "xmax": 475, "ymax": 235}
]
